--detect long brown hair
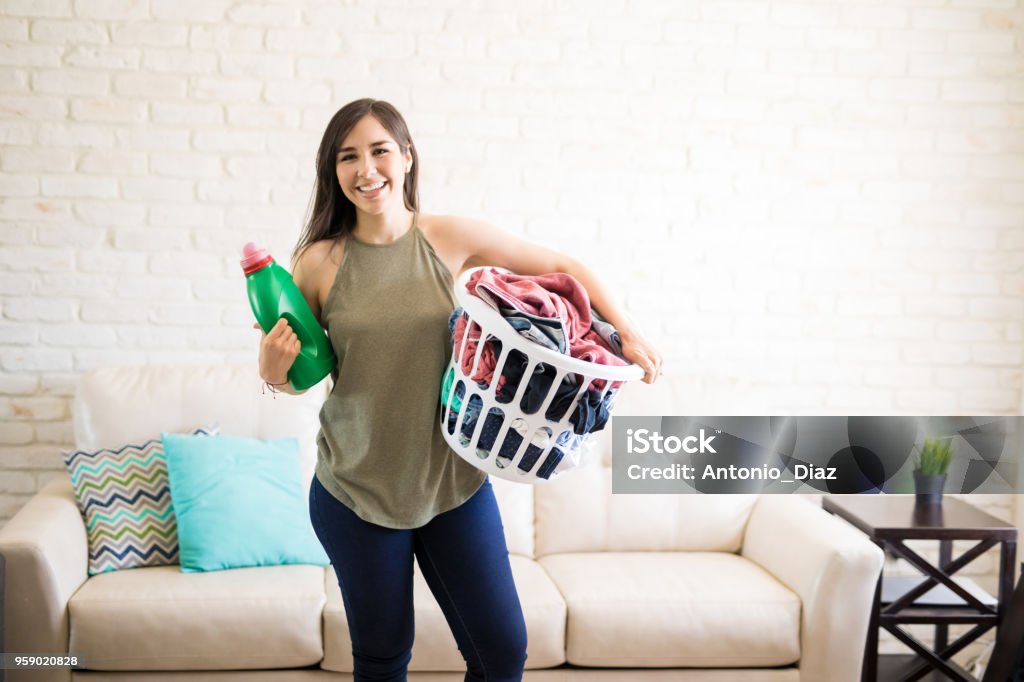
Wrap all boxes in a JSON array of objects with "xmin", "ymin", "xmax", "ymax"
[{"xmin": 292, "ymin": 98, "xmax": 420, "ymax": 263}]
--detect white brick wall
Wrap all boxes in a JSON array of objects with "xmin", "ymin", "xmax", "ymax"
[{"xmin": 1, "ymin": 0, "xmax": 1023, "ymax": 666}]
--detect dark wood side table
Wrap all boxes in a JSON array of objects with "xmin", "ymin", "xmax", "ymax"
[{"xmin": 822, "ymin": 495, "xmax": 1017, "ymax": 682}]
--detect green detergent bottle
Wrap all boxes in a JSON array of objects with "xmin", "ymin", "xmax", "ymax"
[{"xmin": 241, "ymin": 242, "xmax": 336, "ymax": 391}]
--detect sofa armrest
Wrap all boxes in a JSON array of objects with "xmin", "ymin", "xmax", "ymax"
[
  {"xmin": 0, "ymin": 476, "xmax": 88, "ymax": 671},
  {"xmin": 741, "ymin": 495, "xmax": 884, "ymax": 682}
]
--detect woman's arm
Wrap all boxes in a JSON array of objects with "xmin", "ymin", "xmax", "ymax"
[
  {"xmin": 254, "ymin": 319, "xmax": 307, "ymax": 395},
  {"xmin": 253, "ymin": 242, "xmax": 329, "ymax": 396},
  {"xmin": 442, "ymin": 215, "xmax": 664, "ymax": 383}
]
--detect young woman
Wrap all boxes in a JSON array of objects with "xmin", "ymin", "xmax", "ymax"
[{"xmin": 257, "ymin": 98, "xmax": 662, "ymax": 682}]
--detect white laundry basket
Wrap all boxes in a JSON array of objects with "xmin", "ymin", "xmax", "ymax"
[{"xmin": 440, "ymin": 267, "xmax": 645, "ymax": 484}]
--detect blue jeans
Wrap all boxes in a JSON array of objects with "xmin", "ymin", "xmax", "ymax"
[{"xmin": 308, "ymin": 475, "xmax": 528, "ymax": 682}]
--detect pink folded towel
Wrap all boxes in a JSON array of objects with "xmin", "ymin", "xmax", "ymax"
[{"xmin": 470, "ymin": 269, "xmax": 592, "ymax": 345}]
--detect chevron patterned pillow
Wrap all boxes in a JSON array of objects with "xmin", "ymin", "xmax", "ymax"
[{"xmin": 62, "ymin": 425, "xmax": 218, "ymax": 575}]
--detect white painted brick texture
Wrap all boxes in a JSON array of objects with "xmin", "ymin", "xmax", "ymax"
[{"xmin": 1, "ymin": 0, "xmax": 1023, "ymax": 664}]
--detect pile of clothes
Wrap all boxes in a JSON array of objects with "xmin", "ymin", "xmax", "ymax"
[{"xmin": 441, "ymin": 268, "xmax": 628, "ymax": 479}]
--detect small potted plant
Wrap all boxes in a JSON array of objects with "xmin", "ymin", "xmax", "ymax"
[{"xmin": 913, "ymin": 437, "xmax": 954, "ymax": 505}]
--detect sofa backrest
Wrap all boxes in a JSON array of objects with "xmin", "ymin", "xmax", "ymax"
[
  {"xmin": 71, "ymin": 364, "xmax": 536, "ymax": 558},
  {"xmin": 73, "ymin": 364, "xmax": 327, "ymax": 487},
  {"xmin": 534, "ymin": 464, "xmax": 757, "ymax": 555},
  {"xmin": 532, "ymin": 374, "xmax": 759, "ymax": 556},
  {"xmin": 71, "ymin": 365, "xmax": 756, "ymax": 559},
  {"xmin": 488, "ymin": 477, "xmax": 534, "ymax": 558}
]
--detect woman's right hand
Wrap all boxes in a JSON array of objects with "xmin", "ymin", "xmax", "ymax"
[{"xmin": 255, "ymin": 318, "xmax": 301, "ymax": 385}]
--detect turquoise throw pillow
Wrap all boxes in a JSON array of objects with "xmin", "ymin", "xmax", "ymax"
[{"xmin": 161, "ymin": 432, "xmax": 329, "ymax": 573}]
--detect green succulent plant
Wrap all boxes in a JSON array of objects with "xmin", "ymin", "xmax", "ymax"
[{"xmin": 914, "ymin": 437, "xmax": 954, "ymax": 476}]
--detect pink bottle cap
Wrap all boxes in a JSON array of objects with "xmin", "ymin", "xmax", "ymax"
[{"xmin": 240, "ymin": 242, "xmax": 274, "ymax": 275}]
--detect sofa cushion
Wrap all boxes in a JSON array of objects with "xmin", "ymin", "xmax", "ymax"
[
  {"xmin": 68, "ymin": 564, "xmax": 325, "ymax": 670},
  {"xmin": 535, "ymin": 465, "xmax": 758, "ymax": 555},
  {"xmin": 538, "ymin": 552, "xmax": 801, "ymax": 667},
  {"xmin": 321, "ymin": 555, "xmax": 565, "ymax": 671},
  {"xmin": 72, "ymin": 364, "xmax": 326, "ymax": 489},
  {"xmin": 62, "ymin": 425, "xmax": 216, "ymax": 576},
  {"xmin": 162, "ymin": 433, "xmax": 329, "ymax": 572}
]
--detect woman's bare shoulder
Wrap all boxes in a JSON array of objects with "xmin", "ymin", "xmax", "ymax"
[
  {"xmin": 417, "ymin": 213, "xmax": 447, "ymax": 238},
  {"xmin": 293, "ymin": 237, "xmax": 346, "ymax": 312},
  {"xmin": 418, "ymin": 213, "xmax": 486, "ymax": 244},
  {"xmin": 417, "ymin": 214, "xmax": 474, "ymax": 278},
  {"xmin": 295, "ymin": 236, "xmax": 345, "ymax": 273}
]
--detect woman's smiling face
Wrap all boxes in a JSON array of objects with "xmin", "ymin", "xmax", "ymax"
[{"xmin": 336, "ymin": 114, "xmax": 413, "ymax": 215}]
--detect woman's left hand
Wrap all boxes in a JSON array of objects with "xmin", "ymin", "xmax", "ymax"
[{"xmin": 620, "ymin": 332, "xmax": 664, "ymax": 384}]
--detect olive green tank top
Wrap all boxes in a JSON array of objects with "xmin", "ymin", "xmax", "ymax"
[{"xmin": 313, "ymin": 214, "xmax": 487, "ymax": 529}]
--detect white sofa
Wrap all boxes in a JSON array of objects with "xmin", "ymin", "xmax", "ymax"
[{"xmin": 0, "ymin": 365, "xmax": 884, "ymax": 681}]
